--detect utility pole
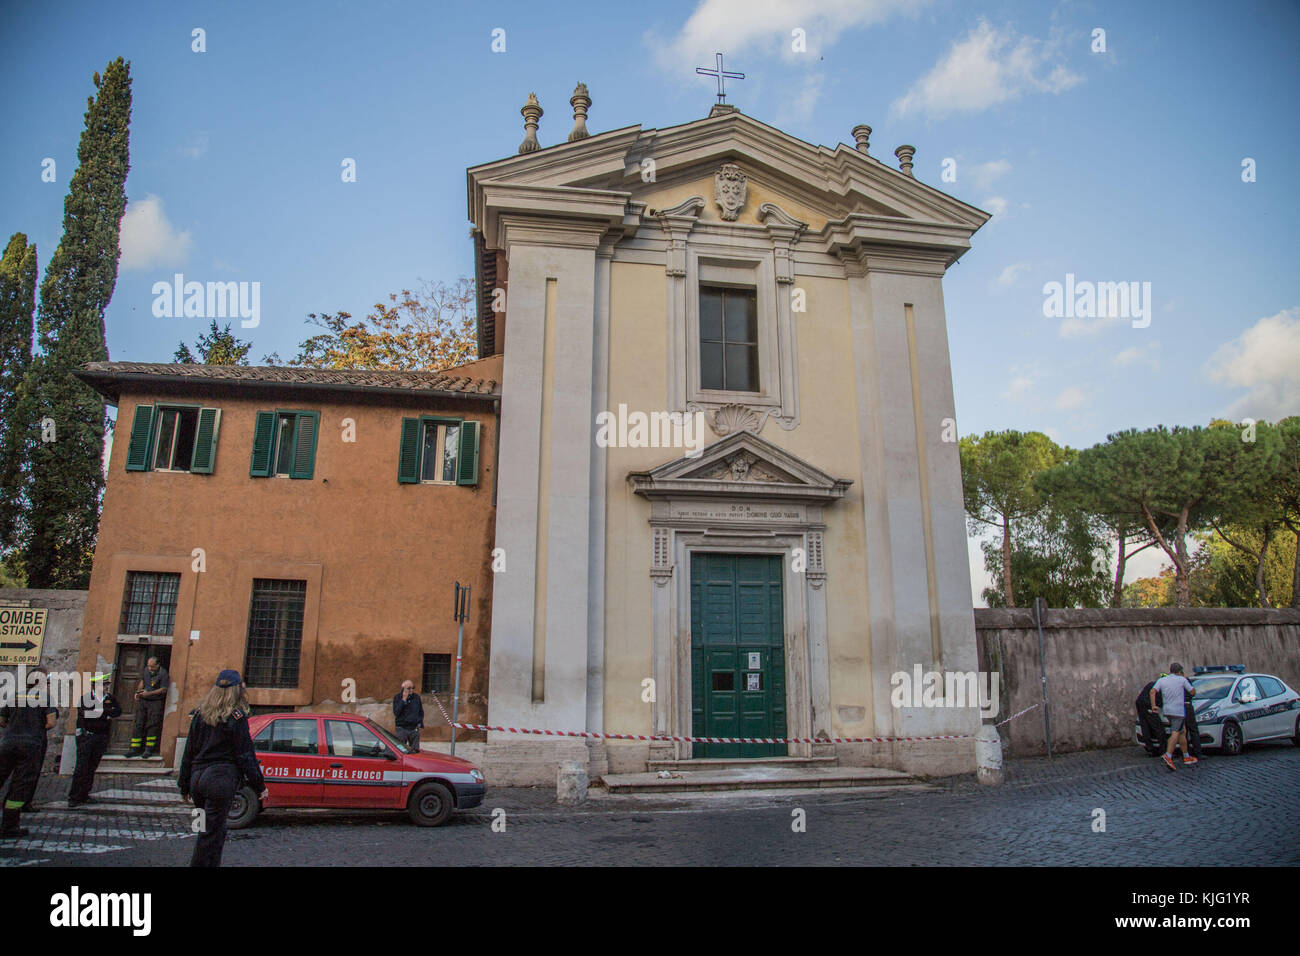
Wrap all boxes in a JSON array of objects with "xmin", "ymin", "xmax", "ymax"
[{"xmin": 451, "ymin": 582, "xmax": 469, "ymax": 756}]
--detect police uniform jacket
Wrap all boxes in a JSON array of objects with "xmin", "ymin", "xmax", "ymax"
[{"xmin": 177, "ymin": 708, "xmax": 266, "ymax": 799}]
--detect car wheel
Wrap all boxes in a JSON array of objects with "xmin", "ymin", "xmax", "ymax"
[
  {"xmin": 1220, "ymin": 721, "xmax": 1244, "ymax": 757},
  {"xmin": 1293, "ymin": 714, "xmax": 1300, "ymax": 747},
  {"xmin": 407, "ymin": 781, "xmax": 454, "ymax": 827},
  {"xmin": 227, "ymin": 785, "xmax": 260, "ymax": 830}
]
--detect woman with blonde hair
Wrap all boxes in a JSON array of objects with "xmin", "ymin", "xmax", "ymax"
[{"xmin": 178, "ymin": 669, "xmax": 267, "ymax": 866}]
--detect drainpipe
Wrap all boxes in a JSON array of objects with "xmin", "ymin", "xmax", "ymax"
[{"xmin": 1033, "ymin": 596, "xmax": 1052, "ymax": 758}]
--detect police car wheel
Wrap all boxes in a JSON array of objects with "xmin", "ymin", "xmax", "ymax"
[
  {"xmin": 407, "ymin": 781, "xmax": 454, "ymax": 827},
  {"xmin": 1220, "ymin": 721, "xmax": 1243, "ymax": 757},
  {"xmin": 1292, "ymin": 715, "xmax": 1300, "ymax": 747},
  {"xmin": 227, "ymin": 786, "xmax": 260, "ymax": 829}
]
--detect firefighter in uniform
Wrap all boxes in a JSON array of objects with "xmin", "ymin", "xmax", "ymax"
[
  {"xmin": 0, "ymin": 669, "xmax": 58, "ymax": 839},
  {"xmin": 178, "ymin": 669, "xmax": 267, "ymax": 867},
  {"xmin": 67, "ymin": 670, "xmax": 122, "ymax": 808},
  {"xmin": 129, "ymin": 657, "xmax": 169, "ymax": 757}
]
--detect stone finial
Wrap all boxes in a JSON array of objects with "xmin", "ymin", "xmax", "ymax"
[
  {"xmin": 894, "ymin": 143, "xmax": 915, "ymax": 177},
  {"xmin": 568, "ymin": 82, "xmax": 591, "ymax": 142},
  {"xmin": 518, "ymin": 93, "xmax": 543, "ymax": 154},
  {"xmin": 851, "ymin": 124, "xmax": 871, "ymax": 154}
]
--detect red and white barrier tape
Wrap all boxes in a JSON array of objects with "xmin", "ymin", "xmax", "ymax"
[
  {"xmin": 429, "ymin": 693, "xmax": 1040, "ymax": 745},
  {"xmin": 994, "ymin": 702, "xmax": 1040, "ymax": 727}
]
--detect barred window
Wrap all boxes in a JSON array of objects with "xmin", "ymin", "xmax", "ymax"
[
  {"xmin": 119, "ymin": 572, "xmax": 181, "ymax": 636},
  {"xmin": 422, "ymin": 654, "xmax": 451, "ymax": 694},
  {"xmin": 244, "ymin": 579, "xmax": 306, "ymax": 689}
]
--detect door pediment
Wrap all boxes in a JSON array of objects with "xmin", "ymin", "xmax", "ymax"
[{"xmin": 628, "ymin": 430, "xmax": 851, "ymax": 504}]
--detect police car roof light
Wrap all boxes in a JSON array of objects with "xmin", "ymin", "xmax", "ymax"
[{"xmin": 1193, "ymin": 664, "xmax": 1245, "ymax": 675}]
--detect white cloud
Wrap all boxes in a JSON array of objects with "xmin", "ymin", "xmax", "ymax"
[
  {"xmin": 967, "ymin": 159, "xmax": 1010, "ymax": 190},
  {"xmin": 1206, "ymin": 307, "xmax": 1300, "ymax": 421},
  {"xmin": 649, "ymin": 0, "xmax": 917, "ymax": 82},
  {"xmin": 982, "ymin": 196, "xmax": 1009, "ymax": 219},
  {"xmin": 793, "ymin": 72, "xmax": 826, "ymax": 115},
  {"xmin": 119, "ymin": 194, "xmax": 192, "ymax": 271},
  {"xmin": 1002, "ymin": 375, "xmax": 1034, "ymax": 402},
  {"xmin": 994, "ymin": 262, "xmax": 1029, "ymax": 288},
  {"xmin": 1054, "ymin": 386, "xmax": 1088, "ymax": 411},
  {"xmin": 892, "ymin": 20, "xmax": 1082, "ymax": 119},
  {"xmin": 1059, "ymin": 313, "xmax": 1123, "ymax": 338},
  {"xmin": 179, "ymin": 131, "xmax": 209, "ymax": 160},
  {"xmin": 1114, "ymin": 341, "xmax": 1160, "ymax": 370}
]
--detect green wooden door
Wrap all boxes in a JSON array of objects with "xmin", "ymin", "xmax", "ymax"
[{"xmin": 690, "ymin": 553, "xmax": 786, "ymax": 758}]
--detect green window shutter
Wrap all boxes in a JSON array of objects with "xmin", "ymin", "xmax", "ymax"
[
  {"xmin": 456, "ymin": 420, "xmax": 480, "ymax": 486},
  {"xmin": 190, "ymin": 407, "xmax": 222, "ymax": 474},
  {"xmin": 398, "ymin": 418, "xmax": 421, "ymax": 483},
  {"xmin": 124, "ymin": 404, "xmax": 155, "ymax": 472},
  {"xmin": 290, "ymin": 411, "xmax": 319, "ymax": 480},
  {"xmin": 250, "ymin": 410, "xmax": 277, "ymax": 477}
]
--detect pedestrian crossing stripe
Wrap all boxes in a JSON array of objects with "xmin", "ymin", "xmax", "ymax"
[
  {"xmin": 87, "ymin": 789, "xmax": 184, "ymax": 803},
  {"xmin": 22, "ymin": 826, "xmax": 191, "ymax": 840},
  {"xmin": 0, "ymin": 840, "xmax": 129, "ymax": 854}
]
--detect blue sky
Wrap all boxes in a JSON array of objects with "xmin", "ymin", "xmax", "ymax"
[{"xmin": 3, "ymin": 0, "xmax": 1298, "ymax": 596}]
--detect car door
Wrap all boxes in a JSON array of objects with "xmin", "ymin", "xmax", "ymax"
[
  {"xmin": 322, "ymin": 718, "xmax": 404, "ymax": 808},
  {"xmin": 252, "ymin": 716, "xmax": 325, "ymax": 807},
  {"xmin": 1232, "ymin": 677, "xmax": 1270, "ymax": 740},
  {"xmin": 1254, "ymin": 677, "xmax": 1291, "ymax": 738}
]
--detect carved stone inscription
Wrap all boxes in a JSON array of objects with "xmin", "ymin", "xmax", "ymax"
[{"xmin": 668, "ymin": 501, "xmax": 807, "ymax": 523}]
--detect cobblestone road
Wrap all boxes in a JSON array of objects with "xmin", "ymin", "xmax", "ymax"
[{"xmin": 4, "ymin": 743, "xmax": 1297, "ymax": 866}]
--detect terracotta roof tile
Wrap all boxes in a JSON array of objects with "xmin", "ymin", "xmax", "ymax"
[{"xmin": 76, "ymin": 361, "xmax": 500, "ymax": 400}]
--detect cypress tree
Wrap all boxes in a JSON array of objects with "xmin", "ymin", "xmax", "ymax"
[
  {"xmin": 0, "ymin": 234, "xmax": 37, "ymax": 554},
  {"xmin": 21, "ymin": 58, "xmax": 131, "ymax": 588}
]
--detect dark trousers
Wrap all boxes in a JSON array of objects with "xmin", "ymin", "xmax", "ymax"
[
  {"xmin": 0, "ymin": 737, "xmax": 42, "ymax": 832},
  {"xmin": 131, "ymin": 699, "xmax": 164, "ymax": 753},
  {"xmin": 68, "ymin": 731, "xmax": 110, "ymax": 803},
  {"xmin": 1181, "ymin": 709, "xmax": 1202, "ymax": 757},
  {"xmin": 1137, "ymin": 707, "xmax": 1166, "ymax": 753},
  {"xmin": 396, "ymin": 726, "xmax": 421, "ymax": 751},
  {"xmin": 190, "ymin": 763, "xmax": 239, "ymax": 867}
]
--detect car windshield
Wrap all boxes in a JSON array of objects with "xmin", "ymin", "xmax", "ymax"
[
  {"xmin": 1191, "ymin": 676, "xmax": 1236, "ymax": 701},
  {"xmin": 365, "ymin": 719, "xmax": 413, "ymax": 754}
]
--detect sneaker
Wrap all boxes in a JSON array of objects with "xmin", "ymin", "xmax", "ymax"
[
  {"xmin": 1162, "ymin": 753, "xmax": 1177, "ymax": 771},
  {"xmin": 1183, "ymin": 756, "xmax": 1198, "ymax": 766},
  {"xmin": 125, "ymin": 749, "xmax": 143, "ymax": 758},
  {"xmin": 66, "ymin": 799, "xmax": 85, "ymax": 809}
]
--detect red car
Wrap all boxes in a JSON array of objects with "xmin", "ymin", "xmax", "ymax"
[{"xmin": 227, "ymin": 712, "xmax": 485, "ymax": 828}]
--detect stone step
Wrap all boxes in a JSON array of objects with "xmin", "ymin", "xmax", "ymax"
[
  {"xmin": 96, "ymin": 756, "xmax": 171, "ymax": 776},
  {"xmin": 647, "ymin": 756, "xmax": 839, "ymax": 772},
  {"xmin": 601, "ymin": 765, "xmax": 920, "ymax": 794}
]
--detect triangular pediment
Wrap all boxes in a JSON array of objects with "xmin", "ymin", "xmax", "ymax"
[
  {"xmin": 628, "ymin": 430, "xmax": 852, "ymax": 504},
  {"xmin": 468, "ymin": 110, "xmax": 989, "ymax": 232}
]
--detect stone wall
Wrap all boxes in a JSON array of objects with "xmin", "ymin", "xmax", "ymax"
[
  {"xmin": 0, "ymin": 588, "xmax": 89, "ymax": 771},
  {"xmin": 975, "ymin": 607, "xmax": 1300, "ymax": 756}
]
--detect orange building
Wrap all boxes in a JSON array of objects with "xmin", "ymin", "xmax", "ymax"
[{"xmin": 68, "ymin": 359, "xmax": 500, "ymax": 766}]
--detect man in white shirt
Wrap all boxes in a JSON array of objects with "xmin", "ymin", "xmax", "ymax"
[{"xmin": 1151, "ymin": 663, "xmax": 1197, "ymax": 770}]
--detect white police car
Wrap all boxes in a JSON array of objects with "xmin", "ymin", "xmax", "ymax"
[{"xmin": 1136, "ymin": 665, "xmax": 1300, "ymax": 756}]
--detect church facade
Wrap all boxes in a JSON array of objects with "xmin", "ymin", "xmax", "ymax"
[{"xmin": 469, "ymin": 94, "xmax": 989, "ymax": 783}]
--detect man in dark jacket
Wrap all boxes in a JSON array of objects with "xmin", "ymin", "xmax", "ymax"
[
  {"xmin": 67, "ymin": 671, "xmax": 122, "ymax": 808},
  {"xmin": 0, "ymin": 669, "xmax": 58, "ymax": 838},
  {"xmin": 392, "ymin": 680, "xmax": 424, "ymax": 751},
  {"xmin": 1136, "ymin": 677, "xmax": 1167, "ymax": 756}
]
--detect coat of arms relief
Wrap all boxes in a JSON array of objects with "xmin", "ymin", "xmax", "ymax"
[{"xmin": 713, "ymin": 163, "xmax": 747, "ymax": 220}]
